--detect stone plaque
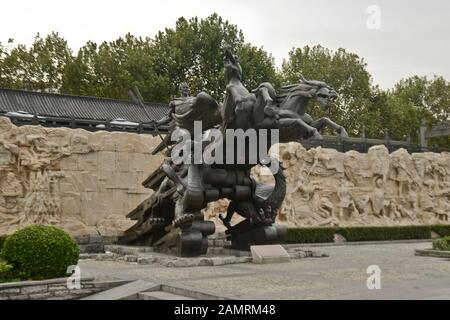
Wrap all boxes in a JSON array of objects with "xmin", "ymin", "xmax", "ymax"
[{"xmin": 250, "ymin": 245, "xmax": 290, "ymax": 264}]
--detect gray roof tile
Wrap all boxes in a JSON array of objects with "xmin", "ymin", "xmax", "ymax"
[{"xmin": 0, "ymin": 88, "xmax": 169, "ymax": 123}]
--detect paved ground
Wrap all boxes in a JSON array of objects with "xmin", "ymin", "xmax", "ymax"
[{"xmin": 79, "ymin": 241, "xmax": 450, "ymax": 300}]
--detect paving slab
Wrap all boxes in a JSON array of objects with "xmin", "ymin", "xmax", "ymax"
[
  {"xmin": 81, "ymin": 280, "xmax": 159, "ymax": 300},
  {"xmin": 138, "ymin": 291, "xmax": 195, "ymax": 300},
  {"xmin": 251, "ymin": 245, "xmax": 290, "ymax": 264},
  {"xmin": 78, "ymin": 241, "xmax": 450, "ymax": 300}
]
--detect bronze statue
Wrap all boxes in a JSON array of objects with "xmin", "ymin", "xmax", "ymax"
[{"xmin": 121, "ymin": 46, "xmax": 347, "ymax": 256}]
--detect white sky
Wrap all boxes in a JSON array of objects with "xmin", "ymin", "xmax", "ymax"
[{"xmin": 1, "ymin": 0, "xmax": 449, "ymax": 89}]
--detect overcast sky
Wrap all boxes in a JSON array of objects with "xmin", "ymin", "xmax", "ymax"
[{"xmin": 1, "ymin": 0, "xmax": 449, "ymax": 89}]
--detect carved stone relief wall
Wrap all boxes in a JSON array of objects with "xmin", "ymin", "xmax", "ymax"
[
  {"xmin": 206, "ymin": 143, "xmax": 450, "ymax": 231},
  {"xmin": 0, "ymin": 117, "xmax": 163, "ymax": 236}
]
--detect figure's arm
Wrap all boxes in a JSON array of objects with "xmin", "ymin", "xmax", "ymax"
[
  {"xmin": 155, "ymin": 101, "xmax": 175, "ymax": 126},
  {"xmin": 259, "ymin": 87, "xmax": 273, "ymax": 106}
]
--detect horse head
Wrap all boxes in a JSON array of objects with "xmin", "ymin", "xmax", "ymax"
[
  {"xmin": 299, "ymin": 74, "xmax": 338, "ymax": 107},
  {"xmin": 278, "ymin": 74, "xmax": 338, "ymax": 112}
]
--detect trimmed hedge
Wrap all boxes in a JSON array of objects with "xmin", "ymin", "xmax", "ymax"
[
  {"xmin": 2, "ymin": 225, "xmax": 79, "ymax": 280},
  {"xmin": 285, "ymin": 228, "xmax": 335, "ymax": 244},
  {"xmin": 284, "ymin": 225, "xmax": 450, "ymax": 244},
  {"xmin": 336, "ymin": 226, "xmax": 431, "ymax": 242}
]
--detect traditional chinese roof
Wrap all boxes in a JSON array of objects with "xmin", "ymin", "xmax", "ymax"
[{"xmin": 0, "ymin": 87, "xmax": 169, "ymax": 123}]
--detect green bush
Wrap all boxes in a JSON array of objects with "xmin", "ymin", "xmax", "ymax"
[
  {"xmin": 0, "ymin": 258, "xmax": 17, "ymax": 283},
  {"xmin": 284, "ymin": 225, "xmax": 434, "ymax": 244},
  {"xmin": 284, "ymin": 228, "xmax": 335, "ymax": 244},
  {"xmin": 336, "ymin": 226, "xmax": 431, "ymax": 242},
  {"xmin": 431, "ymin": 225, "xmax": 450, "ymax": 237},
  {"xmin": 0, "ymin": 235, "xmax": 8, "ymax": 252},
  {"xmin": 432, "ymin": 237, "xmax": 450, "ymax": 251},
  {"xmin": 0, "ymin": 259, "xmax": 13, "ymax": 274},
  {"xmin": 2, "ymin": 225, "xmax": 79, "ymax": 280}
]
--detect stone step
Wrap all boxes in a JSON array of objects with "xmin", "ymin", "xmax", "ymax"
[
  {"xmin": 81, "ymin": 280, "xmax": 159, "ymax": 300},
  {"xmin": 138, "ymin": 291, "xmax": 196, "ymax": 300},
  {"xmin": 161, "ymin": 284, "xmax": 232, "ymax": 300}
]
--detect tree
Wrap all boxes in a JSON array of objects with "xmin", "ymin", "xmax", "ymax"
[
  {"xmin": 386, "ymin": 75, "xmax": 450, "ymax": 147},
  {"xmin": 150, "ymin": 14, "xmax": 279, "ymax": 101},
  {"xmin": 0, "ymin": 32, "xmax": 72, "ymax": 92},
  {"xmin": 61, "ymin": 14, "xmax": 279, "ymax": 102},
  {"xmin": 61, "ymin": 34, "xmax": 163, "ymax": 100}
]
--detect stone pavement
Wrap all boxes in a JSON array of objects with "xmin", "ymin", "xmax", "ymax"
[{"xmin": 78, "ymin": 241, "xmax": 450, "ymax": 300}]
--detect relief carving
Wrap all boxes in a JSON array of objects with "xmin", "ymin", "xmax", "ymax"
[
  {"xmin": 246, "ymin": 143, "xmax": 450, "ymax": 228},
  {"xmin": 0, "ymin": 117, "xmax": 162, "ymax": 236}
]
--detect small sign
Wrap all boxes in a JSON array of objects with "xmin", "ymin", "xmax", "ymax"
[{"xmin": 250, "ymin": 245, "xmax": 290, "ymax": 264}]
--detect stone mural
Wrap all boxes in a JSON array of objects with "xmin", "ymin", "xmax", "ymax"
[
  {"xmin": 206, "ymin": 143, "xmax": 450, "ymax": 230},
  {"xmin": 1, "ymin": 116, "xmax": 449, "ymax": 238},
  {"xmin": 0, "ymin": 117, "xmax": 163, "ymax": 236}
]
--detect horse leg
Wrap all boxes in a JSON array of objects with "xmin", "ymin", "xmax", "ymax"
[
  {"xmin": 311, "ymin": 117, "xmax": 348, "ymax": 138},
  {"xmin": 278, "ymin": 118, "xmax": 323, "ymax": 140},
  {"xmin": 219, "ymin": 202, "xmax": 235, "ymax": 229}
]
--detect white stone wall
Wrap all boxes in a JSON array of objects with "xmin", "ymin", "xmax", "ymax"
[
  {"xmin": 206, "ymin": 143, "xmax": 450, "ymax": 229},
  {"xmin": 0, "ymin": 117, "xmax": 163, "ymax": 236}
]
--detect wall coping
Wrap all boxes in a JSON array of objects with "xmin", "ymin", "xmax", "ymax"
[{"xmin": 0, "ymin": 277, "xmax": 95, "ymax": 290}]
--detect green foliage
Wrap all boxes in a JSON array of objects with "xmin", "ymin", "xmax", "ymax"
[
  {"xmin": 0, "ymin": 259, "xmax": 13, "ymax": 273},
  {"xmin": 61, "ymin": 14, "xmax": 278, "ymax": 102},
  {"xmin": 336, "ymin": 226, "xmax": 431, "ymax": 242},
  {"xmin": 432, "ymin": 237, "xmax": 450, "ymax": 251},
  {"xmin": 0, "ymin": 32, "xmax": 72, "ymax": 92},
  {"xmin": 0, "ymin": 258, "xmax": 15, "ymax": 283},
  {"xmin": 0, "ymin": 235, "xmax": 8, "ymax": 252},
  {"xmin": 284, "ymin": 228, "xmax": 335, "ymax": 244},
  {"xmin": 2, "ymin": 225, "xmax": 79, "ymax": 280},
  {"xmin": 430, "ymin": 225, "xmax": 450, "ymax": 237},
  {"xmin": 284, "ymin": 226, "xmax": 434, "ymax": 243},
  {"xmin": 148, "ymin": 14, "xmax": 279, "ymax": 101},
  {"xmin": 386, "ymin": 76, "xmax": 450, "ymax": 146}
]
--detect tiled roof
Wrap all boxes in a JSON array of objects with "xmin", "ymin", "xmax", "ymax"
[{"xmin": 0, "ymin": 88, "xmax": 169, "ymax": 123}]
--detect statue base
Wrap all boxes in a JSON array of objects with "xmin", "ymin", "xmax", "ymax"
[
  {"xmin": 153, "ymin": 216, "xmax": 215, "ymax": 257},
  {"xmin": 226, "ymin": 220, "xmax": 287, "ymax": 251}
]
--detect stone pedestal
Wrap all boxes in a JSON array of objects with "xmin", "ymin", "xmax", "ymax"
[
  {"xmin": 153, "ymin": 214, "xmax": 215, "ymax": 257},
  {"xmin": 226, "ymin": 222, "xmax": 287, "ymax": 251},
  {"xmin": 250, "ymin": 245, "xmax": 290, "ymax": 264}
]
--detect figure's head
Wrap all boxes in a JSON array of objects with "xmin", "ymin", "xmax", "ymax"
[
  {"xmin": 6, "ymin": 172, "xmax": 15, "ymax": 181},
  {"xmin": 375, "ymin": 177, "xmax": 383, "ymax": 188},
  {"xmin": 223, "ymin": 45, "xmax": 242, "ymax": 81},
  {"xmin": 179, "ymin": 82, "xmax": 190, "ymax": 97}
]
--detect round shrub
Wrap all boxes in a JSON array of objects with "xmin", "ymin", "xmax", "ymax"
[
  {"xmin": 2, "ymin": 225, "xmax": 79, "ymax": 280},
  {"xmin": 0, "ymin": 258, "xmax": 14, "ymax": 283},
  {"xmin": 433, "ymin": 237, "xmax": 450, "ymax": 251}
]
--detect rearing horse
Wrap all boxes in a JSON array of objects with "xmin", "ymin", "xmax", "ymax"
[{"xmin": 274, "ymin": 75, "xmax": 349, "ymax": 141}]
